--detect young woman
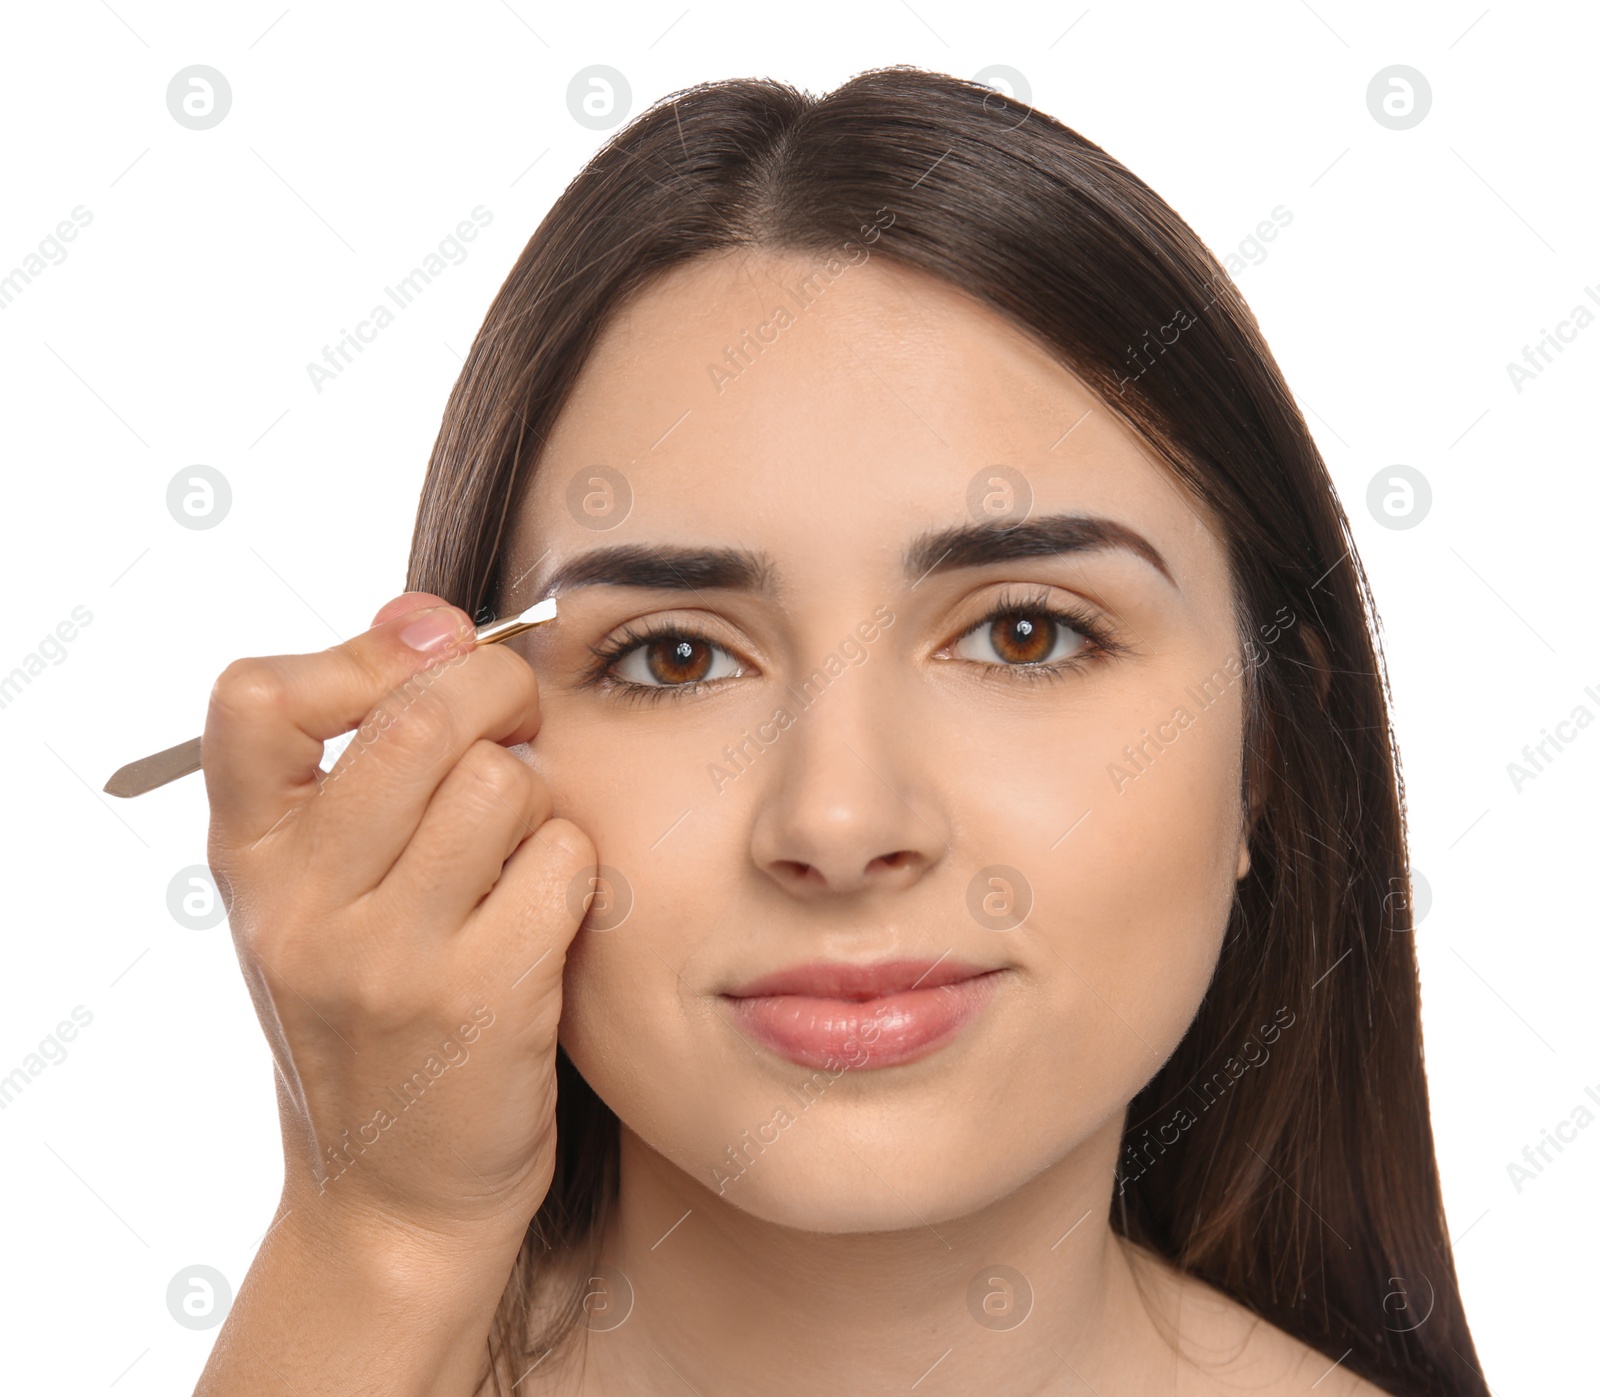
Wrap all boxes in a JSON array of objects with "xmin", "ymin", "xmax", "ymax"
[{"xmin": 194, "ymin": 67, "xmax": 1488, "ymax": 1396}]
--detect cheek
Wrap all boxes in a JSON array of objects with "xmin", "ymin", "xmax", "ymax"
[
  {"xmin": 524, "ymin": 699, "xmax": 717, "ymax": 914},
  {"xmin": 1063, "ymin": 730, "xmax": 1241, "ymax": 1030},
  {"xmin": 557, "ymin": 930, "xmax": 666, "ymax": 1130},
  {"xmin": 554, "ymin": 825, "xmax": 777, "ymax": 1183},
  {"xmin": 950, "ymin": 680, "xmax": 1244, "ymax": 1102},
  {"xmin": 534, "ymin": 706, "xmax": 747, "ymax": 1131}
]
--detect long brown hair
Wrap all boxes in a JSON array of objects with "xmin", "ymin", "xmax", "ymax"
[{"xmin": 407, "ymin": 65, "xmax": 1487, "ymax": 1397}]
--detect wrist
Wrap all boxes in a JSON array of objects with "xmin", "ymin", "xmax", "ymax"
[
  {"xmin": 274, "ymin": 1185, "xmax": 528, "ymax": 1307},
  {"xmin": 194, "ymin": 1192, "xmax": 530, "ymax": 1397}
]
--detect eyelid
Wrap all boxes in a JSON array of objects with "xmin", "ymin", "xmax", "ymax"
[{"xmin": 590, "ymin": 608, "xmax": 751, "ymax": 663}]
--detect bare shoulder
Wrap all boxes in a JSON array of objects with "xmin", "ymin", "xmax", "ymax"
[{"xmin": 1120, "ymin": 1241, "xmax": 1396, "ymax": 1396}]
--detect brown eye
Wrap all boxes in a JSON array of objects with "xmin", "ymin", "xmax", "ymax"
[
  {"xmin": 646, "ymin": 636, "xmax": 712, "ymax": 684},
  {"xmin": 610, "ymin": 631, "xmax": 742, "ymax": 689},
  {"xmin": 952, "ymin": 610, "xmax": 1089, "ymax": 667},
  {"xmin": 991, "ymin": 615, "xmax": 1054, "ymax": 664}
]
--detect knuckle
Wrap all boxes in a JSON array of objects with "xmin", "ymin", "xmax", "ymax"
[
  {"xmin": 253, "ymin": 922, "xmax": 416, "ymax": 1025},
  {"xmin": 375, "ymin": 690, "xmax": 456, "ymax": 760},
  {"xmin": 483, "ymin": 641, "xmax": 540, "ymax": 699},
  {"xmin": 209, "ymin": 657, "xmax": 289, "ymax": 724},
  {"xmin": 246, "ymin": 920, "xmax": 321, "ymax": 991},
  {"xmin": 330, "ymin": 960, "xmax": 415, "ymax": 1026},
  {"xmin": 341, "ymin": 631, "xmax": 394, "ymax": 694},
  {"xmin": 462, "ymin": 742, "xmax": 533, "ymax": 807}
]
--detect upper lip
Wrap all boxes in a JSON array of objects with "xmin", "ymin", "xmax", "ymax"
[{"xmin": 722, "ymin": 957, "xmax": 997, "ymax": 1000}]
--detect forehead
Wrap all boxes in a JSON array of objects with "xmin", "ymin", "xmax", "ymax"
[{"xmin": 509, "ymin": 249, "xmax": 1221, "ymax": 594}]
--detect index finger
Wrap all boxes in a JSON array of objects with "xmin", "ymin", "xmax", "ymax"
[{"xmin": 203, "ymin": 598, "xmax": 482, "ymax": 847}]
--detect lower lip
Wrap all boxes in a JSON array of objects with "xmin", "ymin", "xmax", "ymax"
[{"xmin": 721, "ymin": 971, "xmax": 1004, "ymax": 1070}]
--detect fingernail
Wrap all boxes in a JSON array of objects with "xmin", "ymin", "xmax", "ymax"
[{"xmin": 400, "ymin": 608, "xmax": 469, "ymax": 653}]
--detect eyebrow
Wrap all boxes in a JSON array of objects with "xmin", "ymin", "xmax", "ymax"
[
  {"xmin": 905, "ymin": 513, "xmax": 1176, "ymax": 589},
  {"xmin": 534, "ymin": 511, "xmax": 1175, "ymax": 599}
]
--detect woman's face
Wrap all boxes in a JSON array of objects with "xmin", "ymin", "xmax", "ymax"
[{"xmin": 503, "ymin": 249, "xmax": 1251, "ymax": 1231}]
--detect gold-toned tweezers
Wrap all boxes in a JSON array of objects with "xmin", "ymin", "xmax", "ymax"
[{"xmin": 103, "ymin": 598, "xmax": 558, "ymax": 799}]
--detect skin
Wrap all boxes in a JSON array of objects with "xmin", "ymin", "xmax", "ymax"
[
  {"xmin": 192, "ymin": 249, "xmax": 1383, "ymax": 1396},
  {"xmin": 500, "ymin": 251, "xmax": 1381, "ymax": 1394}
]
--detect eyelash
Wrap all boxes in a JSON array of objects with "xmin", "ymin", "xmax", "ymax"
[{"xmin": 580, "ymin": 586, "xmax": 1127, "ymax": 706}]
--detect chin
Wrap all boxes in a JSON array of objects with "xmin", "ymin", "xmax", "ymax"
[
  {"xmin": 702, "ymin": 1153, "xmax": 1001, "ymax": 1234},
  {"xmin": 679, "ymin": 1108, "xmax": 1058, "ymax": 1233}
]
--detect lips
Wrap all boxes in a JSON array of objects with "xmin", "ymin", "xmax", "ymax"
[{"xmin": 720, "ymin": 958, "xmax": 1003, "ymax": 1070}]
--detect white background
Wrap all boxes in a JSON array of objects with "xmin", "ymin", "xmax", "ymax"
[{"xmin": 1, "ymin": 2, "xmax": 1594, "ymax": 1391}]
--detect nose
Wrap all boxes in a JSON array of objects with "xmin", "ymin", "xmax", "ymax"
[{"xmin": 746, "ymin": 674, "xmax": 951, "ymax": 899}]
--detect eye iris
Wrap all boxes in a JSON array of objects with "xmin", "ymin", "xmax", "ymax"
[
  {"xmin": 992, "ymin": 614, "xmax": 1055, "ymax": 664},
  {"xmin": 646, "ymin": 635, "xmax": 712, "ymax": 684}
]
